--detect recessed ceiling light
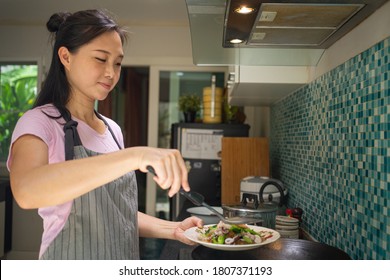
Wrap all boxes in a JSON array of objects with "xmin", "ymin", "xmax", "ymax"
[
  {"xmin": 234, "ymin": 6, "xmax": 255, "ymax": 14},
  {"xmin": 230, "ymin": 39, "xmax": 243, "ymax": 44}
]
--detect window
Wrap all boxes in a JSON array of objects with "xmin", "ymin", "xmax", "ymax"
[{"xmin": 0, "ymin": 64, "xmax": 38, "ymax": 162}]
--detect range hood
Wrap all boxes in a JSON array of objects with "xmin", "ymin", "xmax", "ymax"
[
  {"xmin": 185, "ymin": 0, "xmax": 387, "ymax": 66},
  {"xmin": 185, "ymin": 0, "xmax": 388, "ymax": 105},
  {"xmin": 224, "ymin": 0, "xmax": 366, "ymax": 49}
]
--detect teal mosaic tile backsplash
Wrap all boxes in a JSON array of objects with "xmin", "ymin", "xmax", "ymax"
[{"xmin": 270, "ymin": 37, "xmax": 389, "ymax": 259}]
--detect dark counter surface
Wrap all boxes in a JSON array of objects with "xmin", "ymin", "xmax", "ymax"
[
  {"xmin": 160, "ymin": 237, "xmax": 350, "ymax": 260},
  {"xmin": 191, "ymin": 238, "xmax": 351, "ymax": 260},
  {"xmin": 159, "ymin": 240, "xmax": 194, "ymax": 260}
]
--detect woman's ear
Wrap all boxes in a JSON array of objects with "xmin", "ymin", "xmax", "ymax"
[{"xmin": 58, "ymin": 46, "xmax": 71, "ymax": 70}]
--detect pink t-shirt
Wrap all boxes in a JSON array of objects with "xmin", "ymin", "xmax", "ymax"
[{"xmin": 7, "ymin": 104, "xmax": 124, "ymax": 258}]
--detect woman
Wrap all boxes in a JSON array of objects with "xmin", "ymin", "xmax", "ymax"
[{"xmin": 7, "ymin": 9, "xmax": 202, "ymax": 260}]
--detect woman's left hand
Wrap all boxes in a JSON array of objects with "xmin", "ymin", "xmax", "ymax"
[{"xmin": 173, "ymin": 216, "xmax": 203, "ymax": 245}]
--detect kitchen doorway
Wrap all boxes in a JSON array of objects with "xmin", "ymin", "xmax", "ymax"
[{"xmin": 146, "ymin": 65, "xmax": 227, "ymax": 219}]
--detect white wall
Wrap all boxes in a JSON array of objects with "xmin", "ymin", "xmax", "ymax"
[
  {"xmin": 123, "ymin": 25, "xmax": 195, "ymax": 66},
  {"xmin": 0, "ymin": 24, "xmax": 195, "ymax": 68}
]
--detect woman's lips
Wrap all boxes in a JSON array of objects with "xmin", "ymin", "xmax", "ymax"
[{"xmin": 99, "ymin": 82, "xmax": 112, "ymax": 90}]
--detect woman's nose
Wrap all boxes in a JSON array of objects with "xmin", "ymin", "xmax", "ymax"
[{"xmin": 105, "ymin": 65, "xmax": 115, "ymax": 79}]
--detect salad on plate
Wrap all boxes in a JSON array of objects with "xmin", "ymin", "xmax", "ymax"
[{"xmin": 196, "ymin": 221, "xmax": 274, "ymax": 245}]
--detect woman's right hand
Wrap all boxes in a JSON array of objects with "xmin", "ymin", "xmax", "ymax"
[{"xmin": 134, "ymin": 147, "xmax": 189, "ymax": 197}]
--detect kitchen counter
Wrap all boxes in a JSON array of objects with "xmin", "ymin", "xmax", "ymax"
[
  {"xmin": 160, "ymin": 237, "xmax": 350, "ymax": 260},
  {"xmin": 191, "ymin": 238, "xmax": 351, "ymax": 260}
]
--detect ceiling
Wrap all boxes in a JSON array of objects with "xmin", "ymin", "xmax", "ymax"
[{"xmin": 0, "ymin": 0, "xmax": 190, "ymax": 27}]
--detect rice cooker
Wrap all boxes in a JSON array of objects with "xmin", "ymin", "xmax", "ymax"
[{"xmin": 240, "ymin": 176, "xmax": 288, "ymax": 205}]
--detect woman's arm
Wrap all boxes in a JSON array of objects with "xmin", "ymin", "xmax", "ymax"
[
  {"xmin": 9, "ymin": 134, "xmax": 189, "ymax": 209},
  {"xmin": 138, "ymin": 212, "xmax": 203, "ymax": 245}
]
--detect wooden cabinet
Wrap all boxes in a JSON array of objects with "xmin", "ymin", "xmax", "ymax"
[{"xmin": 221, "ymin": 137, "xmax": 270, "ymax": 205}]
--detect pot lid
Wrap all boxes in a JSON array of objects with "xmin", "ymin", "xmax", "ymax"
[{"xmin": 187, "ymin": 206, "xmax": 223, "ymax": 216}]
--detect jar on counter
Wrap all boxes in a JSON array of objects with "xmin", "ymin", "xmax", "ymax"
[{"xmin": 203, "ymin": 75, "xmax": 223, "ymax": 124}]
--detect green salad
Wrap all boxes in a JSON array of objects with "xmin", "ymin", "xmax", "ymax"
[{"xmin": 196, "ymin": 221, "xmax": 274, "ymax": 245}]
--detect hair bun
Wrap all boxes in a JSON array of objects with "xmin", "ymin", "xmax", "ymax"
[{"xmin": 46, "ymin": 12, "xmax": 71, "ymax": 33}]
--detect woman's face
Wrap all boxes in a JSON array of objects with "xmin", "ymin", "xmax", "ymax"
[{"xmin": 61, "ymin": 31, "xmax": 124, "ymax": 103}]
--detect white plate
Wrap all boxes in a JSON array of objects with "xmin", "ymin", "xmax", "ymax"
[
  {"xmin": 275, "ymin": 223, "xmax": 299, "ymax": 230},
  {"xmin": 276, "ymin": 228, "xmax": 299, "ymax": 235},
  {"xmin": 276, "ymin": 215, "xmax": 299, "ymax": 224},
  {"xmin": 184, "ymin": 224, "xmax": 280, "ymax": 251}
]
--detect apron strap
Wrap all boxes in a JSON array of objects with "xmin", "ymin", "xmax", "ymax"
[
  {"xmin": 62, "ymin": 109, "xmax": 82, "ymax": 161},
  {"xmin": 61, "ymin": 108, "xmax": 122, "ymax": 160},
  {"xmin": 94, "ymin": 110, "xmax": 123, "ymax": 150}
]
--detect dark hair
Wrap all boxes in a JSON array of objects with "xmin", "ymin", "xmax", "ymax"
[{"xmin": 34, "ymin": 9, "xmax": 127, "ymax": 116}]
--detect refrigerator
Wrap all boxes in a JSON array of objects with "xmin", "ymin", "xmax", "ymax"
[{"xmin": 170, "ymin": 122, "xmax": 250, "ymax": 221}]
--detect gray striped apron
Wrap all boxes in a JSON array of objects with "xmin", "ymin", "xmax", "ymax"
[{"xmin": 40, "ymin": 111, "xmax": 139, "ymax": 259}]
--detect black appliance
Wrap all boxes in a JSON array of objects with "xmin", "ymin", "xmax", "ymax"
[{"xmin": 170, "ymin": 122, "xmax": 250, "ymax": 221}]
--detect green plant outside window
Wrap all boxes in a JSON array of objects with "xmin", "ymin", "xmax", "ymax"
[{"xmin": 0, "ymin": 64, "xmax": 38, "ymax": 161}]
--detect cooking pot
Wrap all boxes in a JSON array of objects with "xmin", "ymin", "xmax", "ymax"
[
  {"xmin": 222, "ymin": 179, "xmax": 285, "ymax": 229},
  {"xmin": 222, "ymin": 203, "xmax": 278, "ymax": 228}
]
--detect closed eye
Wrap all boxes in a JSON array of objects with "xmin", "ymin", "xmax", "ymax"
[{"xmin": 95, "ymin": 57, "xmax": 106, "ymax": 62}]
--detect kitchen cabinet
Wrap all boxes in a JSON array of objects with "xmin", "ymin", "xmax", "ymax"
[
  {"xmin": 221, "ymin": 137, "xmax": 270, "ymax": 205},
  {"xmin": 227, "ymin": 65, "xmax": 313, "ymax": 106}
]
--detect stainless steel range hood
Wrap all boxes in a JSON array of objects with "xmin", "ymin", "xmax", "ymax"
[
  {"xmin": 185, "ymin": 0, "xmax": 388, "ymax": 66},
  {"xmin": 185, "ymin": 0, "xmax": 388, "ymax": 106}
]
